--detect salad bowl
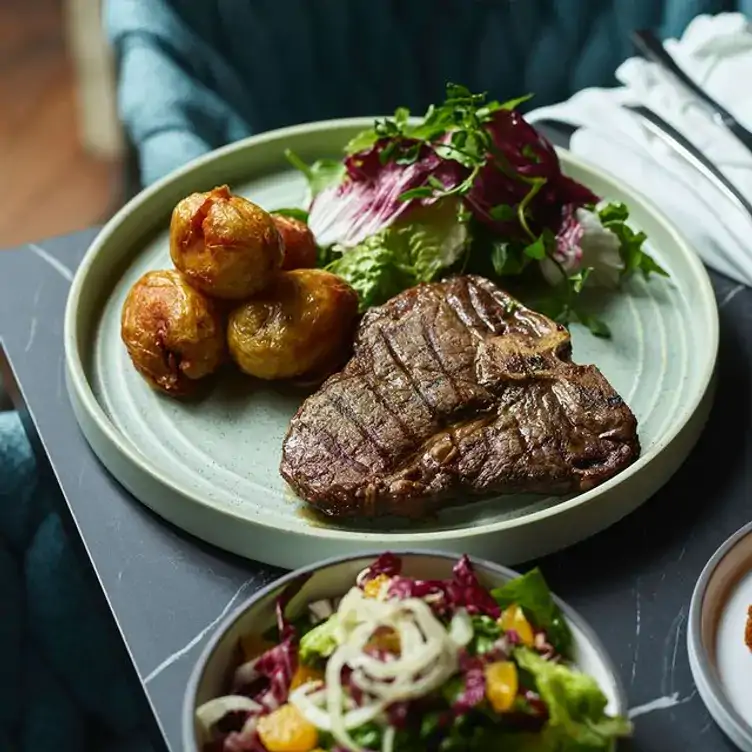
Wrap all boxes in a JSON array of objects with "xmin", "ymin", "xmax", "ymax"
[{"xmin": 183, "ymin": 550, "xmax": 628, "ymax": 752}]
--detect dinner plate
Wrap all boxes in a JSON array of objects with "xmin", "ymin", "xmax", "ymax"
[
  {"xmin": 688, "ymin": 522, "xmax": 752, "ymax": 751},
  {"xmin": 183, "ymin": 551, "xmax": 628, "ymax": 751},
  {"xmin": 63, "ymin": 118, "xmax": 719, "ymax": 568}
]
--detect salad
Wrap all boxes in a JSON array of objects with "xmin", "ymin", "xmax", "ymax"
[
  {"xmin": 195, "ymin": 554, "xmax": 631, "ymax": 751},
  {"xmin": 283, "ymin": 83, "xmax": 667, "ymax": 338}
]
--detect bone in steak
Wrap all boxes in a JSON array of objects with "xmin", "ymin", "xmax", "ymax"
[{"xmin": 280, "ymin": 275, "xmax": 640, "ymax": 518}]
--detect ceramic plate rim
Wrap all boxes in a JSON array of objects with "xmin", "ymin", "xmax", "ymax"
[
  {"xmin": 180, "ymin": 549, "xmax": 629, "ymax": 751},
  {"xmin": 688, "ymin": 521, "xmax": 752, "ymax": 748},
  {"xmin": 63, "ymin": 116, "xmax": 720, "ymax": 544}
]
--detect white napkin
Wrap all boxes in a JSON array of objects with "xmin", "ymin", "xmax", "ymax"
[{"xmin": 527, "ymin": 12, "xmax": 752, "ymax": 287}]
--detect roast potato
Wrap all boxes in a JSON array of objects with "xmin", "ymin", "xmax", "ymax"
[
  {"xmin": 121, "ymin": 269, "xmax": 225, "ymax": 397},
  {"xmin": 272, "ymin": 213, "xmax": 317, "ymax": 270},
  {"xmin": 170, "ymin": 185, "xmax": 282, "ymax": 300},
  {"xmin": 227, "ymin": 269, "xmax": 358, "ymax": 380}
]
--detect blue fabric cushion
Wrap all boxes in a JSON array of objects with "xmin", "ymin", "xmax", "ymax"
[
  {"xmin": 0, "ymin": 412, "xmax": 51, "ymax": 555},
  {"xmin": 21, "ymin": 650, "xmax": 86, "ymax": 752},
  {"xmin": 0, "ymin": 412, "xmax": 144, "ymax": 747},
  {"xmin": 4, "ymin": 0, "xmax": 752, "ymax": 746},
  {"xmin": 25, "ymin": 513, "xmax": 141, "ymax": 733},
  {"xmin": 0, "ymin": 538, "xmax": 23, "ymax": 729}
]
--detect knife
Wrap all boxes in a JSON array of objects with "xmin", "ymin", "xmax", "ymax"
[
  {"xmin": 631, "ymin": 28, "xmax": 752, "ymax": 156},
  {"xmin": 533, "ymin": 107, "xmax": 752, "ymax": 220}
]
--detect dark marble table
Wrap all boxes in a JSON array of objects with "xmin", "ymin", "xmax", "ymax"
[{"xmin": 0, "ymin": 227, "xmax": 750, "ymax": 752}]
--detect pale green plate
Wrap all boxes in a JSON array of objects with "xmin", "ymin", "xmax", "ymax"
[{"xmin": 64, "ymin": 118, "xmax": 719, "ymax": 568}]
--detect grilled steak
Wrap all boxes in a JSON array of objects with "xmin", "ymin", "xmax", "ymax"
[{"xmin": 280, "ymin": 275, "xmax": 639, "ymax": 518}]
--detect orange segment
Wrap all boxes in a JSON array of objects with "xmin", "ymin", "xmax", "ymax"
[
  {"xmin": 498, "ymin": 604, "xmax": 535, "ymax": 646},
  {"xmin": 366, "ymin": 626, "xmax": 401, "ymax": 655},
  {"xmin": 290, "ymin": 663, "xmax": 324, "ymax": 690},
  {"xmin": 485, "ymin": 661, "xmax": 519, "ymax": 713},
  {"xmin": 363, "ymin": 574, "xmax": 391, "ymax": 599},
  {"xmin": 256, "ymin": 704, "xmax": 319, "ymax": 752}
]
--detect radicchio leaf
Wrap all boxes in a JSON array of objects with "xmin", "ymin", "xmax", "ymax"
[
  {"xmin": 466, "ymin": 110, "xmax": 598, "ymax": 239},
  {"xmin": 275, "ymin": 573, "xmax": 313, "ymax": 641},
  {"xmin": 451, "ymin": 654, "xmax": 486, "ymax": 715},
  {"xmin": 386, "ymin": 701, "xmax": 411, "ymax": 729},
  {"xmin": 358, "ymin": 552, "xmax": 403, "ymax": 586},
  {"xmin": 446, "ymin": 555, "xmax": 501, "ymax": 618},
  {"xmin": 308, "ymin": 140, "xmax": 467, "ymax": 248},
  {"xmin": 233, "ymin": 638, "xmax": 298, "ymax": 712},
  {"xmin": 386, "ymin": 555, "xmax": 499, "ymax": 619}
]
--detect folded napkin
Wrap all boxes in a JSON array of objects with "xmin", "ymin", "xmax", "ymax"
[{"xmin": 528, "ymin": 12, "xmax": 752, "ymax": 287}]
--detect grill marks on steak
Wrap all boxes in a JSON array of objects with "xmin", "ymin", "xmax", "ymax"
[{"xmin": 280, "ymin": 275, "xmax": 640, "ymax": 518}]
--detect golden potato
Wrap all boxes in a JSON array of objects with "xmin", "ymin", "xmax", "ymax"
[
  {"xmin": 227, "ymin": 269, "xmax": 358, "ymax": 380},
  {"xmin": 169, "ymin": 185, "xmax": 282, "ymax": 300},
  {"xmin": 121, "ymin": 269, "xmax": 225, "ymax": 397},
  {"xmin": 272, "ymin": 213, "xmax": 317, "ymax": 271}
]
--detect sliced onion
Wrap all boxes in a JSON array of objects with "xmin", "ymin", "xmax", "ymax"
[
  {"xmin": 309, "ymin": 599, "xmax": 334, "ymax": 622},
  {"xmin": 382, "ymin": 725, "xmax": 396, "ymax": 752},
  {"xmin": 289, "ymin": 580, "xmax": 471, "ymax": 749},
  {"xmin": 232, "ymin": 658, "xmax": 260, "ymax": 688},
  {"xmin": 449, "ymin": 608, "xmax": 474, "ymax": 647},
  {"xmin": 195, "ymin": 695, "xmax": 263, "ymax": 738},
  {"xmin": 289, "ymin": 684, "xmax": 335, "ymax": 731},
  {"xmin": 290, "ymin": 683, "xmax": 387, "ymax": 734}
]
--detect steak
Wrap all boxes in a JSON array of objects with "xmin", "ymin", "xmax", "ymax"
[{"xmin": 280, "ymin": 275, "xmax": 640, "ymax": 518}]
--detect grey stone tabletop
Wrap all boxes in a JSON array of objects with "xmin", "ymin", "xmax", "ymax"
[{"xmin": 0, "ymin": 227, "xmax": 750, "ymax": 752}]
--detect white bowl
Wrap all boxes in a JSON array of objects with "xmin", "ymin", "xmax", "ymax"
[{"xmin": 182, "ymin": 550, "xmax": 627, "ymax": 751}]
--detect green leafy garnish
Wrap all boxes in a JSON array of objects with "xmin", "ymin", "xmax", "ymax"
[
  {"xmin": 598, "ymin": 201, "xmax": 668, "ymax": 279},
  {"xmin": 298, "ymin": 614, "xmax": 340, "ymax": 664},
  {"xmin": 327, "ymin": 198, "xmax": 471, "ymax": 311},
  {"xmin": 492, "ymin": 568, "xmax": 573, "ymax": 658},
  {"xmin": 489, "ymin": 204, "xmax": 517, "ymax": 222},
  {"xmin": 284, "ymin": 149, "xmax": 345, "ymax": 197},
  {"xmin": 290, "ymin": 82, "xmax": 669, "ymax": 340},
  {"xmin": 326, "ymin": 234, "xmax": 415, "ymax": 311},
  {"xmin": 343, "ymin": 83, "xmax": 533, "ymax": 205},
  {"xmin": 515, "ymin": 648, "xmax": 633, "ymax": 750},
  {"xmin": 349, "ymin": 722, "xmax": 383, "ymax": 749},
  {"xmin": 271, "ymin": 207, "xmax": 309, "ymax": 222},
  {"xmin": 469, "ymin": 615, "xmax": 502, "ymax": 655}
]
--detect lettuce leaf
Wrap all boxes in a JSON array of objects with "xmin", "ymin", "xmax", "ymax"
[
  {"xmin": 491, "ymin": 569, "xmax": 573, "ymax": 658},
  {"xmin": 515, "ymin": 648, "xmax": 632, "ymax": 751},
  {"xmin": 298, "ymin": 614, "xmax": 340, "ymax": 664},
  {"xmin": 326, "ymin": 198, "xmax": 470, "ymax": 311},
  {"xmin": 284, "ymin": 150, "xmax": 345, "ymax": 199}
]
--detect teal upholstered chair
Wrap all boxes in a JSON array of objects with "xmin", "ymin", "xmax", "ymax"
[{"xmin": 1, "ymin": 1, "xmax": 751, "ymax": 749}]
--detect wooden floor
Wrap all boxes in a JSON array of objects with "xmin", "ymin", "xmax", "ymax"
[{"xmin": 0, "ymin": 0, "xmax": 119, "ymax": 248}]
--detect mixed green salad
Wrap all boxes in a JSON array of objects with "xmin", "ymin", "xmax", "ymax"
[
  {"xmin": 283, "ymin": 83, "xmax": 667, "ymax": 338},
  {"xmin": 195, "ymin": 554, "xmax": 631, "ymax": 752}
]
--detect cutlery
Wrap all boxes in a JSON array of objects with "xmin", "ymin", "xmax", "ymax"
[
  {"xmin": 626, "ymin": 103, "xmax": 752, "ymax": 219},
  {"xmin": 632, "ymin": 28, "xmax": 752, "ymax": 156},
  {"xmin": 533, "ymin": 108, "xmax": 752, "ymax": 220}
]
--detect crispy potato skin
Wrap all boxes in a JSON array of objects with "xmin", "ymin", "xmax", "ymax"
[
  {"xmin": 170, "ymin": 185, "xmax": 282, "ymax": 300},
  {"xmin": 121, "ymin": 270, "xmax": 225, "ymax": 396},
  {"xmin": 227, "ymin": 269, "xmax": 358, "ymax": 380},
  {"xmin": 272, "ymin": 214, "xmax": 317, "ymax": 271}
]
